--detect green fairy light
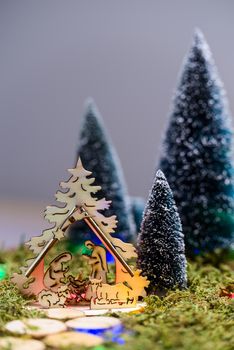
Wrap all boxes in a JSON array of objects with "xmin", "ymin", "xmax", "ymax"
[
  {"xmin": 81, "ymin": 244, "xmax": 93, "ymax": 256},
  {"xmin": 0, "ymin": 264, "xmax": 7, "ymax": 280}
]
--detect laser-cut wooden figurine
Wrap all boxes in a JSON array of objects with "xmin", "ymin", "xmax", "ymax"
[{"xmin": 12, "ymin": 158, "xmax": 149, "ymax": 309}]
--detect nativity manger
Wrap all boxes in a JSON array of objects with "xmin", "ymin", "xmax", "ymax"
[{"xmin": 12, "ymin": 158, "xmax": 149, "ymax": 309}]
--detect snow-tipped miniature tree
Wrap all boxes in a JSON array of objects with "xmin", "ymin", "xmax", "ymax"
[
  {"xmin": 137, "ymin": 170, "xmax": 187, "ymax": 293},
  {"xmin": 12, "ymin": 158, "xmax": 137, "ymax": 294},
  {"xmin": 159, "ymin": 29, "xmax": 234, "ymax": 257},
  {"xmin": 69, "ymin": 99, "xmax": 136, "ymax": 243}
]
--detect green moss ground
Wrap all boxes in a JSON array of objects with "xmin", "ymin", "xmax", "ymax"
[{"xmin": 0, "ymin": 244, "xmax": 233, "ymax": 350}]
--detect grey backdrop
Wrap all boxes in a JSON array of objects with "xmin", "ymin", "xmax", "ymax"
[{"xmin": 0, "ymin": 1, "xmax": 234, "ymax": 246}]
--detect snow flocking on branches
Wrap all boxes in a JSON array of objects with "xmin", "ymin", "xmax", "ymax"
[
  {"xmin": 159, "ymin": 29, "xmax": 234, "ymax": 256},
  {"xmin": 69, "ymin": 99, "xmax": 136, "ymax": 244},
  {"xmin": 137, "ymin": 170, "xmax": 187, "ymax": 293}
]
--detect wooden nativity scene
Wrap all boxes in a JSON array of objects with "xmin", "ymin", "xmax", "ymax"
[{"xmin": 12, "ymin": 158, "xmax": 149, "ymax": 309}]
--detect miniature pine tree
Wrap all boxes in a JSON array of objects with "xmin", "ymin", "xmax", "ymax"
[
  {"xmin": 131, "ymin": 197, "xmax": 145, "ymax": 233},
  {"xmin": 137, "ymin": 170, "xmax": 187, "ymax": 293},
  {"xmin": 159, "ymin": 29, "xmax": 234, "ymax": 257},
  {"xmin": 70, "ymin": 99, "xmax": 136, "ymax": 243}
]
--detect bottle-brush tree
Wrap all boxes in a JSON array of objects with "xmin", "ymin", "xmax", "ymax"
[
  {"xmin": 159, "ymin": 29, "xmax": 234, "ymax": 257},
  {"xmin": 137, "ymin": 170, "xmax": 187, "ymax": 293},
  {"xmin": 69, "ymin": 99, "xmax": 136, "ymax": 245}
]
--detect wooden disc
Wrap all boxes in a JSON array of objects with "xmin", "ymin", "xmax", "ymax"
[
  {"xmin": 5, "ymin": 318, "xmax": 66, "ymax": 338},
  {"xmin": 66, "ymin": 316, "xmax": 121, "ymax": 331},
  {"xmin": 82, "ymin": 303, "xmax": 146, "ymax": 316},
  {"xmin": 44, "ymin": 307, "xmax": 85, "ymax": 320},
  {"xmin": 83, "ymin": 309, "xmax": 109, "ymax": 316},
  {"xmin": 0, "ymin": 337, "xmax": 45, "ymax": 350},
  {"xmin": 44, "ymin": 331, "xmax": 103, "ymax": 348}
]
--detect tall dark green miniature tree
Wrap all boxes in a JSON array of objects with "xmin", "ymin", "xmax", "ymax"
[
  {"xmin": 137, "ymin": 170, "xmax": 187, "ymax": 293},
  {"xmin": 159, "ymin": 29, "xmax": 234, "ymax": 257},
  {"xmin": 131, "ymin": 197, "xmax": 145, "ymax": 233},
  {"xmin": 69, "ymin": 99, "xmax": 135, "ymax": 244}
]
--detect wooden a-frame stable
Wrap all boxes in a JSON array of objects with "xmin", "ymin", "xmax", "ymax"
[{"xmin": 12, "ymin": 159, "xmax": 139, "ymax": 303}]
